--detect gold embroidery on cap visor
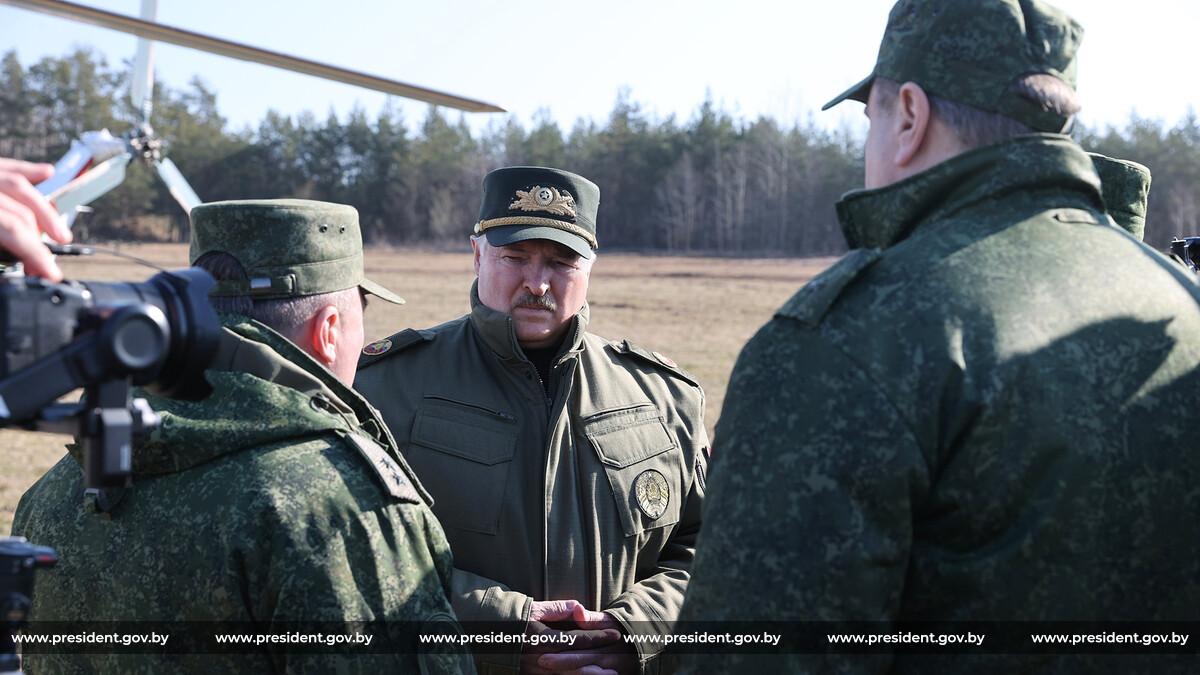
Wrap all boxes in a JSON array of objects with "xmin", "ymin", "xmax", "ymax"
[
  {"xmin": 510, "ymin": 185, "xmax": 577, "ymax": 217},
  {"xmin": 634, "ymin": 469, "xmax": 670, "ymax": 520},
  {"xmin": 474, "ymin": 217, "xmax": 598, "ymax": 249}
]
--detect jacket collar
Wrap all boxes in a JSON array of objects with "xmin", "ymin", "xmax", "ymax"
[
  {"xmin": 71, "ymin": 314, "xmax": 398, "ymax": 476},
  {"xmin": 211, "ymin": 316, "xmax": 398, "ymax": 447},
  {"xmin": 837, "ymin": 134, "xmax": 1104, "ymax": 250},
  {"xmin": 468, "ymin": 279, "xmax": 589, "ymax": 366}
]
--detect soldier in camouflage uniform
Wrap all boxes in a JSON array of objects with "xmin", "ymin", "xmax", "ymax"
[
  {"xmin": 1091, "ymin": 153, "xmax": 1152, "ymax": 241},
  {"xmin": 356, "ymin": 167, "xmax": 708, "ymax": 675},
  {"xmin": 13, "ymin": 200, "xmax": 473, "ymax": 674},
  {"xmin": 679, "ymin": 1, "xmax": 1200, "ymax": 673}
]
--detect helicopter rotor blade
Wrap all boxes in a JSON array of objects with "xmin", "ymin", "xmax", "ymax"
[
  {"xmin": 129, "ymin": 0, "xmax": 157, "ymax": 123},
  {"xmin": 154, "ymin": 157, "xmax": 201, "ymax": 214},
  {"xmin": 45, "ymin": 153, "xmax": 132, "ymax": 225},
  {"xmin": 0, "ymin": 0, "xmax": 504, "ymax": 113}
]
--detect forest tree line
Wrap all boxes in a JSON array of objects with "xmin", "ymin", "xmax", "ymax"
[{"xmin": 1, "ymin": 49, "xmax": 1198, "ymax": 254}]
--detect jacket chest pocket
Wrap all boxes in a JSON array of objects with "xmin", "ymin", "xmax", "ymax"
[
  {"xmin": 583, "ymin": 403, "xmax": 683, "ymax": 538},
  {"xmin": 408, "ymin": 397, "xmax": 517, "ymax": 535}
]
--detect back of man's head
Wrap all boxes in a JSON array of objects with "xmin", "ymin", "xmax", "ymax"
[
  {"xmin": 826, "ymin": 0, "xmax": 1083, "ymax": 150},
  {"xmin": 188, "ymin": 199, "xmax": 405, "ymax": 385},
  {"xmin": 193, "ymin": 250, "xmax": 362, "ymax": 343}
]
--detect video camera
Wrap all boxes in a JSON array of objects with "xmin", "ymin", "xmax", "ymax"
[
  {"xmin": 1170, "ymin": 237, "xmax": 1200, "ymax": 273},
  {"xmin": 0, "ymin": 251, "xmax": 221, "ymax": 672},
  {"xmin": 0, "ymin": 538, "xmax": 56, "ymax": 674},
  {"xmin": 0, "ymin": 250, "xmax": 221, "ymax": 674},
  {"xmin": 0, "ymin": 260, "xmax": 221, "ymax": 488}
]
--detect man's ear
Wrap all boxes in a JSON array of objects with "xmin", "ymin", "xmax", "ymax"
[
  {"xmin": 894, "ymin": 81, "xmax": 933, "ymax": 168},
  {"xmin": 307, "ymin": 304, "xmax": 340, "ymax": 367},
  {"xmin": 471, "ymin": 236, "xmax": 483, "ymax": 275}
]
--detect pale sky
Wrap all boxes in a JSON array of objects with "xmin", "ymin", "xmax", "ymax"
[{"xmin": 1, "ymin": 0, "xmax": 1196, "ymax": 137}]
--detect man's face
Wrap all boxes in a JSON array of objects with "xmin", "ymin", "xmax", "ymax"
[
  {"xmin": 863, "ymin": 80, "xmax": 901, "ymax": 190},
  {"xmin": 473, "ymin": 237, "xmax": 592, "ymax": 349}
]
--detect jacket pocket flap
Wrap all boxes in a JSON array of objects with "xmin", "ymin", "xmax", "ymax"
[
  {"xmin": 584, "ymin": 404, "xmax": 677, "ymax": 468},
  {"xmin": 412, "ymin": 407, "xmax": 517, "ymax": 466}
]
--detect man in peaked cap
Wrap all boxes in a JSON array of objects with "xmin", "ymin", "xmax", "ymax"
[
  {"xmin": 356, "ymin": 168, "xmax": 709, "ymax": 674},
  {"xmin": 14, "ymin": 199, "xmax": 473, "ymax": 674},
  {"xmin": 679, "ymin": 1, "xmax": 1200, "ymax": 673}
]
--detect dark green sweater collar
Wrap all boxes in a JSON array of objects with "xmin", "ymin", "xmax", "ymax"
[{"xmin": 837, "ymin": 134, "xmax": 1104, "ymax": 250}]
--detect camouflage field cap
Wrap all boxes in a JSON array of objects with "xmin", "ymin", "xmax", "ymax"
[
  {"xmin": 474, "ymin": 166, "xmax": 599, "ymax": 259},
  {"xmin": 822, "ymin": 0, "xmax": 1083, "ymax": 133},
  {"xmin": 189, "ymin": 199, "xmax": 404, "ymax": 304},
  {"xmin": 1090, "ymin": 153, "xmax": 1152, "ymax": 242}
]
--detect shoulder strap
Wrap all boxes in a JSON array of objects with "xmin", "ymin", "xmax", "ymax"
[
  {"xmin": 358, "ymin": 328, "xmax": 434, "ymax": 369},
  {"xmin": 342, "ymin": 432, "xmax": 430, "ymax": 505},
  {"xmin": 607, "ymin": 339, "xmax": 701, "ymax": 389},
  {"xmin": 776, "ymin": 248, "xmax": 882, "ymax": 327}
]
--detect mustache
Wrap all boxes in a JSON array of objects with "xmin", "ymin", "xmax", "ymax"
[{"xmin": 512, "ymin": 292, "xmax": 557, "ymax": 312}]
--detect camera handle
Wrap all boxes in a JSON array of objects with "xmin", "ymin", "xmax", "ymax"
[
  {"xmin": 35, "ymin": 380, "xmax": 161, "ymax": 489},
  {"xmin": 0, "ymin": 302, "xmax": 170, "ymax": 488}
]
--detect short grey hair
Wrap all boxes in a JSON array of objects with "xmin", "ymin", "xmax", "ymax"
[
  {"xmin": 874, "ymin": 74, "xmax": 1082, "ymax": 149},
  {"xmin": 193, "ymin": 251, "xmax": 362, "ymax": 339}
]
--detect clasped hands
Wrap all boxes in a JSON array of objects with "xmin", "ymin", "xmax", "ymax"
[{"xmin": 521, "ymin": 599, "xmax": 638, "ymax": 675}]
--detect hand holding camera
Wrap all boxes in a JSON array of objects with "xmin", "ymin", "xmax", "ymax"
[{"xmin": 0, "ymin": 158, "xmax": 73, "ymax": 281}]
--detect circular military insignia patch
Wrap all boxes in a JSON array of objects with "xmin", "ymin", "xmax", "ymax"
[
  {"xmin": 633, "ymin": 469, "xmax": 669, "ymax": 520},
  {"xmin": 362, "ymin": 339, "xmax": 392, "ymax": 356},
  {"xmin": 535, "ymin": 186, "xmax": 554, "ymax": 206}
]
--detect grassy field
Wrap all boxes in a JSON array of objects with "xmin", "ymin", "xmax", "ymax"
[{"xmin": 1, "ymin": 243, "xmax": 833, "ymax": 534}]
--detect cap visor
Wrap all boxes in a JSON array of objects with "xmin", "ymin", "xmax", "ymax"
[
  {"xmin": 484, "ymin": 225, "xmax": 595, "ymax": 259},
  {"xmin": 821, "ymin": 73, "xmax": 875, "ymax": 111},
  {"xmin": 360, "ymin": 277, "xmax": 405, "ymax": 305}
]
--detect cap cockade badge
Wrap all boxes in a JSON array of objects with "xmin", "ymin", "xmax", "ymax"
[
  {"xmin": 634, "ymin": 469, "xmax": 669, "ymax": 520},
  {"xmin": 510, "ymin": 185, "xmax": 577, "ymax": 218}
]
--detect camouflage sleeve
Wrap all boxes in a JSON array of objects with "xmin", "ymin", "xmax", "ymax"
[
  {"xmin": 251, "ymin": 442, "xmax": 475, "ymax": 674},
  {"xmin": 604, "ymin": 444, "xmax": 707, "ymax": 672},
  {"xmin": 676, "ymin": 319, "xmax": 928, "ymax": 674}
]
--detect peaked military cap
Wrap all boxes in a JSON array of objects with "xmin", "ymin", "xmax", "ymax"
[
  {"xmin": 189, "ymin": 199, "xmax": 404, "ymax": 304},
  {"xmin": 474, "ymin": 166, "xmax": 599, "ymax": 259},
  {"xmin": 823, "ymin": 0, "xmax": 1083, "ymax": 133}
]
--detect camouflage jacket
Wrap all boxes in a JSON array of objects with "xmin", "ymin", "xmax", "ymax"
[
  {"xmin": 678, "ymin": 135, "xmax": 1200, "ymax": 674},
  {"xmin": 13, "ymin": 315, "xmax": 474, "ymax": 675},
  {"xmin": 1090, "ymin": 152, "xmax": 1151, "ymax": 241},
  {"xmin": 356, "ymin": 284, "xmax": 709, "ymax": 674}
]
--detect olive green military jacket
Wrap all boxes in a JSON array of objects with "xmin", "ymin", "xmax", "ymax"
[
  {"xmin": 679, "ymin": 135, "xmax": 1200, "ymax": 674},
  {"xmin": 13, "ymin": 316, "xmax": 473, "ymax": 675},
  {"xmin": 356, "ymin": 285, "xmax": 709, "ymax": 674}
]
